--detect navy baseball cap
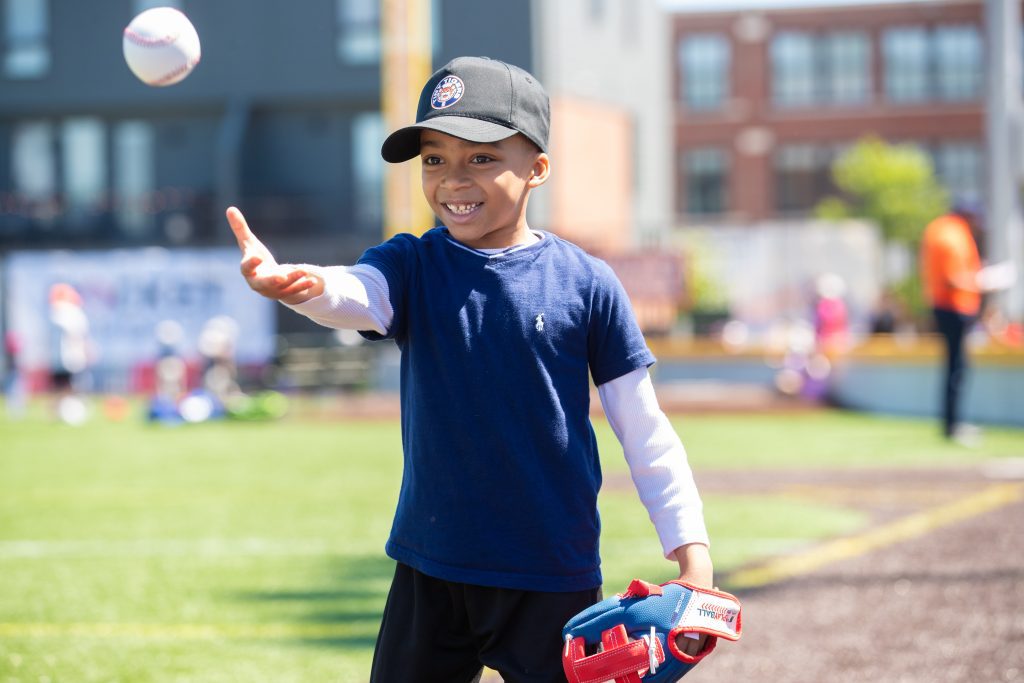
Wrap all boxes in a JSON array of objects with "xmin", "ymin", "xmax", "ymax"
[
  {"xmin": 951, "ymin": 196, "xmax": 984, "ymax": 221},
  {"xmin": 381, "ymin": 56, "xmax": 550, "ymax": 163}
]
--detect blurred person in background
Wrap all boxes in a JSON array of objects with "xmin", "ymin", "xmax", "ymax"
[
  {"xmin": 920, "ymin": 198, "xmax": 1016, "ymax": 444},
  {"xmin": 148, "ymin": 320, "xmax": 189, "ymax": 423},
  {"xmin": 813, "ymin": 272, "xmax": 849, "ymax": 357},
  {"xmin": 198, "ymin": 315, "xmax": 241, "ymax": 408},
  {"xmin": 154, "ymin": 320, "xmax": 188, "ymax": 400},
  {"xmin": 869, "ymin": 288, "xmax": 906, "ymax": 336},
  {"xmin": 48, "ymin": 283, "xmax": 93, "ymax": 425},
  {"xmin": 4, "ymin": 330, "xmax": 26, "ymax": 418}
]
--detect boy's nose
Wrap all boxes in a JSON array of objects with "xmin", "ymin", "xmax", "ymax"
[{"xmin": 439, "ymin": 170, "xmax": 472, "ymax": 190}]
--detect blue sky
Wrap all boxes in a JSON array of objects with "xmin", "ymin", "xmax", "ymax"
[{"xmin": 658, "ymin": 0, "xmax": 942, "ymax": 11}]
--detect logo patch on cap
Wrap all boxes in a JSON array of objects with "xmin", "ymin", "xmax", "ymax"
[{"xmin": 431, "ymin": 75, "xmax": 465, "ymax": 109}]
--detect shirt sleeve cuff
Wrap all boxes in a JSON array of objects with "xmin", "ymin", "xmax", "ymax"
[{"xmin": 652, "ymin": 506, "xmax": 711, "ymax": 559}]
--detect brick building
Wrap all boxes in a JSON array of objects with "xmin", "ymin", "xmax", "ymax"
[{"xmin": 672, "ymin": 0, "xmax": 996, "ymax": 224}]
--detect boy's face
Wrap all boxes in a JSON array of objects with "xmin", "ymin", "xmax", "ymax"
[{"xmin": 419, "ymin": 130, "xmax": 549, "ymax": 249}]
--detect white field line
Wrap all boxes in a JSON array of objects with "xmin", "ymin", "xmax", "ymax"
[
  {"xmin": 0, "ymin": 538, "xmax": 338, "ymax": 559},
  {"xmin": 0, "ymin": 621, "xmax": 373, "ymax": 640}
]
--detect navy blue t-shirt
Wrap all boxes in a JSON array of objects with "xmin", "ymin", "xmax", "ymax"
[{"xmin": 357, "ymin": 228, "xmax": 655, "ymax": 592}]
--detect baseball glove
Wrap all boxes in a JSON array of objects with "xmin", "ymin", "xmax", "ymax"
[{"xmin": 561, "ymin": 579, "xmax": 742, "ymax": 683}]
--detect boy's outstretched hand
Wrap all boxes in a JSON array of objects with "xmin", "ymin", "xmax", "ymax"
[{"xmin": 226, "ymin": 207, "xmax": 323, "ymax": 304}]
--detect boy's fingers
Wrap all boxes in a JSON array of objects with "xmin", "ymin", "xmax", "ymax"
[
  {"xmin": 269, "ymin": 266, "xmax": 304, "ymax": 286},
  {"xmin": 240, "ymin": 255, "xmax": 263, "ymax": 276},
  {"xmin": 279, "ymin": 279, "xmax": 313, "ymax": 299},
  {"xmin": 676, "ymin": 632, "xmax": 705, "ymax": 656},
  {"xmin": 278, "ymin": 270, "xmax": 307, "ymax": 287},
  {"xmin": 226, "ymin": 206, "xmax": 257, "ymax": 250}
]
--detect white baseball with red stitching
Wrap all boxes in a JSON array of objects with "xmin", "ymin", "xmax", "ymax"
[{"xmin": 122, "ymin": 7, "xmax": 201, "ymax": 87}]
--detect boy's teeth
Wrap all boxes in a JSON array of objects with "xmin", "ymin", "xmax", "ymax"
[{"xmin": 446, "ymin": 203, "xmax": 480, "ymax": 215}]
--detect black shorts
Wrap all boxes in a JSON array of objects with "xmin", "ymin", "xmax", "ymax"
[
  {"xmin": 51, "ymin": 370, "xmax": 73, "ymax": 390},
  {"xmin": 370, "ymin": 563, "xmax": 601, "ymax": 683}
]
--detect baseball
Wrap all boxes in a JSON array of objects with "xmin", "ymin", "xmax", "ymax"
[{"xmin": 122, "ymin": 7, "xmax": 201, "ymax": 87}]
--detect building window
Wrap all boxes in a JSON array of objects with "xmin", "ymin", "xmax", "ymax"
[
  {"xmin": 883, "ymin": 27, "xmax": 930, "ymax": 102},
  {"xmin": 932, "ymin": 141, "xmax": 982, "ymax": 201},
  {"xmin": 3, "ymin": 0, "xmax": 50, "ymax": 79},
  {"xmin": 11, "ymin": 120, "xmax": 55, "ymax": 200},
  {"xmin": 772, "ymin": 30, "xmax": 870, "ymax": 107},
  {"xmin": 683, "ymin": 147, "xmax": 728, "ymax": 215},
  {"xmin": 61, "ymin": 118, "xmax": 107, "ymax": 223},
  {"xmin": 679, "ymin": 33, "xmax": 730, "ymax": 111},
  {"xmin": 774, "ymin": 144, "xmax": 836, "ymax": 212},
  {"xmin": 133, "ymin": 0, "xmax": 180, "ymax": 12},
  {"xmin": 352, "ymin": 112, "xmax": 384, "ymax": 228},
  {"xmin": 337, "ymin": 0, "xmax": 380, "ymax": 64},
  {"xmin": 825, "ymin": 31, "xmax": 870, "ymax": 104},
  {"xmin": 934, "ymin": 25, "xmax": 982, "ymax": 101},
  {"xmin": 772, "ymin": 31, "xmax": 816, "ymax": 107},
  {"xmin": 883, "ymin": 25, "xmax": 981, "ymax": 104},
  {"xmin": 114, "ymin": 121, "xmax": 155, "ymax": 237}
]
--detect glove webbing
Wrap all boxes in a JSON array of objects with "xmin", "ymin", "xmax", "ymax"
[{"xmin": 563, "ymin": 624, "xmax": 665, "ymax": 683}]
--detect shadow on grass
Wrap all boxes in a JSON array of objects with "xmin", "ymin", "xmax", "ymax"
[{"xmin": 230, "ymin": 553, "xmax": 395, "ymax": 650}]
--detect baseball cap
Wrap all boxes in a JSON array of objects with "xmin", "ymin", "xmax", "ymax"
[{"xmin": 380, "ymin": 56, "xmax": 550, "ymax": 163}]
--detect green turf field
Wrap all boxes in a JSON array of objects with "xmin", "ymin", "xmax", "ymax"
[{"xmin": 2, "ymin": 402, "xmax": 1021, "ymax": 681}]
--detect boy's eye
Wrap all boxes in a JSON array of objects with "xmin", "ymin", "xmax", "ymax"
[
  {"xmin": 422, "ymin": 156, "xmax": 442, "ymax": 166},
  {"xmin": 470, "ymin": 154, "xmax": 494, "ymax": 164}
]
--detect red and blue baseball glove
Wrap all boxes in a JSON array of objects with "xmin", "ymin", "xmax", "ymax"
[{"xmin": 561, "ymin": 579, "xmax": 742, "ymax": 683}]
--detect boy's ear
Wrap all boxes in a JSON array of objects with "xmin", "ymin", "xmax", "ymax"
[{"xmin": 528, "ymin": 153, "xmax": 551, "ymax": 188}]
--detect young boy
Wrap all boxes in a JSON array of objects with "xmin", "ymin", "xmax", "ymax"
[{"xmin": 227, "ymin": 56, "xmax": 713, "ymax": 683}]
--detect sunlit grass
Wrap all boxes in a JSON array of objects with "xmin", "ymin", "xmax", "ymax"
[{"xmin": 1, "ymin": 400, "xmax": 1021, "ymax": 681}]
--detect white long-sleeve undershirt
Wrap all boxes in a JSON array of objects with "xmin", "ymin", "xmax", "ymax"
[
  {"xmin": 285, "ymin": 262, "xmax": 709, "ymax": 558},
  {"xmin": 285, "ymin": 264, "xmax": 392, "ymax": 336},
  {"xmin": 597, "ymin": 367, "xmax": 709, "ymax": 555}
]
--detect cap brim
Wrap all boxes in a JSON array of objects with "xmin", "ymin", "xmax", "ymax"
[{"xmin": 380, "ymin": 116, "xmax": 518, "ymax": 163}]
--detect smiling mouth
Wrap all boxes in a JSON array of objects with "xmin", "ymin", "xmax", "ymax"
[{"xmin": 444, "ymin": 202, "xmax": 481, "ymax": 215}]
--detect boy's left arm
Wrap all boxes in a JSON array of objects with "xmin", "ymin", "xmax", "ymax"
[
  {"xmin": 597, "ymin": 368, "xmax": 714, "ymax": 656},
  {"xmin": 673, "ymin": 541, "xmax": 713, "ymax": 587}
]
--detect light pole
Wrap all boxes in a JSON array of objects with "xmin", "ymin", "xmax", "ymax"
[
  {"xmin": 381, "ymin": 0, "xmax": 434, "ymax": 239},
  {"xmin": 985, "ymin": 0, "xmax": 1024, "ymax": 321}
]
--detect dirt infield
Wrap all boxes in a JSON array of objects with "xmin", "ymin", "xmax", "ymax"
[{"xmin": 691, "ymin": 464, "xmax": 1024, "ymax": 683}]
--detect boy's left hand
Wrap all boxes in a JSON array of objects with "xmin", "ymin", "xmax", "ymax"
[{"xmin": 672, "ymin": 543, "xmax": 714, "ymax": 656}]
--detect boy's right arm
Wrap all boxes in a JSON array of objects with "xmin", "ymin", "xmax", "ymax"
[
  {"xmin": 226, "ymin": 206, "xmax": 323, "ymax": 304},
  {"xmin": 226, "ymin": 207, "xmax": 393, "ymax": 334}
]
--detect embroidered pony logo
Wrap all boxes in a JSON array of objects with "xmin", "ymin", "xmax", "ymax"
[{"xmin": 535, "ymin": 313, "xmax": 545, "ymax": 332}]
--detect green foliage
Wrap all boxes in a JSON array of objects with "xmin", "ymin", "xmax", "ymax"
[
  {"xmin": 682, "ymin": 236, "xmax": 728, "ymax": 313},
  {"xmin": 889, "ymin": 272, "xmax": 930, "ymax": 329},
  {"xmin": 814, "ymin": 195, "xmax": 852, "ymax": 221},
  {"xmin": 815, "ymin": 136, "xmax": 949, "ymax": 245},
  {"xmin": 596, "ymin": 410, "xmax": 1024, "ymax": 472}
]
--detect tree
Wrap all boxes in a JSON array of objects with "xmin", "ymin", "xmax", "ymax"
[
  {"xmin": 815, "ymin": 136, "xmax": 950, "ymax": 327},
  {"xmin": 815, "ymin": 136, "xmax": 948, "ymax": 245}
]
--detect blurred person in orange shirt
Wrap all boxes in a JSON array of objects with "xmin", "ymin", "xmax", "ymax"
[{"xmin": 920, "ymin": 198, "xmax": 1016, "ymax": 443}]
